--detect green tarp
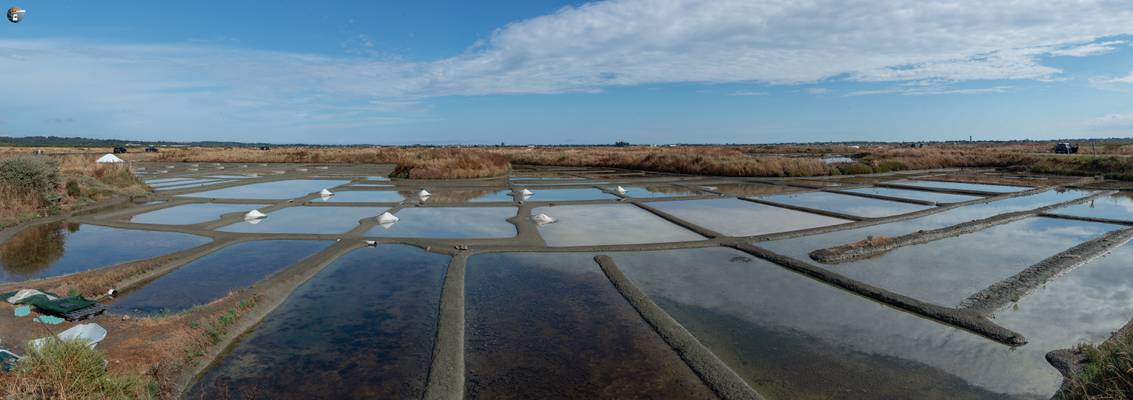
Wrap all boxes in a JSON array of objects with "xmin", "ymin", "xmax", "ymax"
[{"xmin": 4, "ymin": 290, "xmax": 96, "ymax": 318}]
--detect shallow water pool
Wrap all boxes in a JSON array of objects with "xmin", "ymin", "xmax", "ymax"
[
  {"xmin": 1048, "ymin": 191, "xmax": 1133, "ymax": 221},
  {"xmin": 842, "ymin": 187, "xmax": 983, "ymax": 204},
  {"xmin": 611, "ymin": 247, "xmax": 1072, "ymax": 399},
  {"xmin": 180, "ymin": 179, "xmax": 351, "ymax": 200},
  {"xmin": 218, "ymin": 206, "xmax": 383, "ymax": 234},
  {"xmin": 187, "ymin": 245, "xmax": 448, "ymax": 399},
  {"xmin": 130, "ymin": 203, "xmax": 268, "ymax": 225},
  {"xmin": 465, "ymin": 252, "xmax": 715, "ymax": 399},
  {"xmin": 366, "ymin": 207, "xmax": 517, "ymax": 238},
  {"xmin": 757, "ymin": 191, "xmax": 934, "ymax": 218},
  {"xmin": 892, "ymin": 180, "xmax": 1031, "ymax": 193},
  {"xmin": 109, "ymin": 240, "xmax": 331, "ymax": 315},
  {"xmin": 809, "ymin": 217, "xmax": 1121, "ymax": 306},
  {"xmin": 0, "ymin": 223, "xmax": 211, "ymax": 283},
  {"xmin": 533, "ymin": 204, "xmax": 703, "ymax": 246},
  {"xmin": 649, "ymin": 198, "xmax": 850, "ymax": 236}
]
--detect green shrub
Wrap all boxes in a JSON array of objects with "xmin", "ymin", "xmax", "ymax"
[
  {"xmin": 1066, "ymin": 332, "xmax": 1133, "ymax": 399},
  {"xmin": 5, "ymin": 339, "xmax": 153, "ymax": 399},
  {"xmin": 837, "ymin": 162, "xmax": 874, "ymax": 175},
  {"xmin": 0, "ymin": 156, "xmax": 60, "ymax": 195},
  {"xmin": 66, "ymin": 180, "xmax": 82, "ymax": 197}
]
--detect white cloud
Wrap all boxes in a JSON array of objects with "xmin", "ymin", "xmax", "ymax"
[
  {"xmin": 1109, "ymin": 71, "xmax": 1133, "ymax": 84},
  {"xmin": 2, "ymin": 0, "xmax": 1133, "ymax": 139},
  {"xmin": 1087, "ymin": 113, "xmax": 1133, "ymax": 131},
  {"xmin": 728, "ymin": 91, "xmax": 767, "ymax": 97},
  {"xmin": 846, "ymin": 84, "xmax": 1011, "ymax": 97},
  {"xmin": 1048, "ymin": 41, "xmax": 1126, "ymax": 57}
]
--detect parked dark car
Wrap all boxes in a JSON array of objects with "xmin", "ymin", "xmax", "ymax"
[
  {"xmin": 144, "ymin": 146, "xmax": 159, "ymax": 153},
  {"xmin": 112, "ymin": 146, "xmax": 127, "ymax": 154},
  {"xmin": 259, "ymin": 146, "xmax": 271, "ymax": 151},
  {"xmin": 1054, "ymin": 142, "xmax": 1079, "ymax": 154}
]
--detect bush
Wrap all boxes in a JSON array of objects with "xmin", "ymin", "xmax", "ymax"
[
  {"xmin": 0, "ymin": 156, "xmax": 60, "ymax": 195},
  {"xmin": 837, "ymin": 162, "xmax": 874, "ymax": 175},
  {"xmin": 4, "ymin": 339, "xmax": 153, "ymax": 399},
  {"xmin": 66, "ymin": 180, "xmax": 82, "ymax": 197}
]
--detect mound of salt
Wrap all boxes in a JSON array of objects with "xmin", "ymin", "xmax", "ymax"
[
  {"xmin": 532, "ymin": 213, "xmax": 557, "ymax": 225},
  {"xmin": 244, "ymin": 209, "xmax": 267, "ymax": 220}
]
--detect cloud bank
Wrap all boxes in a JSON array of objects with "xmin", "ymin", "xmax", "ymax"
[{"xmin": 1, "ymin": 0, "xmax": 1132, "ymax": 139}]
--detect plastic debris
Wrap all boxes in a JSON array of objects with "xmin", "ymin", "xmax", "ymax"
[
  {"xmin": 33, "ymin": 316, "xmax": 64, "ymax": 325},
  {"xmin": 7, "ymin": 289, "xmax": 56, "ymax": 304},
  {"xmin": 532, "ymin": 213, "xmax": 557, "ymax": 225},
  {"xmin": 29, "ymin": 323, "xmax": 107, "ymax": 350},
  {"xmin": 0, "ymin": 348, "xmax": 19, "ymax": 372},
  {"xmin": 244, "ymin": 209, "xmax": 267, "ymax": 221},
  {"xmin": 95, "ymin": 154, "xmax": 124, "ymax": 164}
]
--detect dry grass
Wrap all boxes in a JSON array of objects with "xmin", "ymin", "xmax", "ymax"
[
  {"xmin": 0, "ymin": 155, "xmax": 149, "ymax": 228},
  {"xmin": 153, "ymin": 147, "xmax": 510, "ymax": 179},
  {"xmin": 2, "ymin": 339, "xmax": 154, "ymax": 400},
  {"xmin": 500, "ymin": 147, "xmax": 837, "ymax": 177}
]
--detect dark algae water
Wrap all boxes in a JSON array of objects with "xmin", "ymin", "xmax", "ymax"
[
  {"xmin": 109, "ymin": 240, "xmax": 332, "ymax": 316},
  {"xmin": 464, "ymin": 252, "xmax": 715, "ymax": 399},
  {"xmin": 187, "ymin": 244, "xmax": 449, "ymax": 399}
]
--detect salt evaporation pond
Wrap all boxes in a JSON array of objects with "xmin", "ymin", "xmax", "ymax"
[
  {"xmin": 188, "ymin": 245, "xmax": 449, "ymax": 399},
  {"xmin": 0, "ymin": 223, "xmax": 210, "ymax": 283}
]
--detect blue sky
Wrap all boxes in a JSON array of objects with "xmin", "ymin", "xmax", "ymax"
[{"xmin": 1, "ymin": 0, "xmax": 1132, "ymax": 145}]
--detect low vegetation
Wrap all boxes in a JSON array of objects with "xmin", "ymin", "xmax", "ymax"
[
  {"xmin": 1065, "ymin": 332, "xmax": 1133, "ymax": 399},
  {"xmin": 154, "ymin": 147, "xmax": 510, "ymax": 179},
  {"xmin": 0, "ymin": 155, "xmax": 148, "ymax": 228},
  {"xmin": 2, "ymin": 339, "xmax": 154, "ymax": 399}
]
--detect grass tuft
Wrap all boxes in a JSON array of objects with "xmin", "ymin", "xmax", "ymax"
[
  {"xmin": 1065, "ymin": 333, "xmax": 1133, "ymax": 399},
  {"xmin": 3, "ymin": 339, "xmax": 154, "ymax": 400}
]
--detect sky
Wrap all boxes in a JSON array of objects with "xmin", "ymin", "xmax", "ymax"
[{"xmin": 1, "ymin": 0, "xmax": 1132, "ymax": 145}]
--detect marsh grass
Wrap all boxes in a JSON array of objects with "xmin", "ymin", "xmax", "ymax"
[
  {"xmin": 154, "ymin": 147, "xmax": 510, "ymax": 179},
  {"xmin": 0, "ymin": 155, "xmax": 149, "ymax": 228},
  {"xmin": 1065, "ymin": 333, "xmax": 1133, "ymax": 399},
  {"xmin": 3, "ymin": 339, "xmax": 154, "ymax": 400}
]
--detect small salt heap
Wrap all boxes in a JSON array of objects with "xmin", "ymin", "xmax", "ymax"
[
  {"xmin": 244, "ymin": 209, "xmax": 267, "ymax": 221},
  {"xmin": 319, "ymin": 189, "xmax": 334, "ymax": 197},
  {"xmin": 377, "ymin": 212, "xmax": 400, "ymax": 228},
  {"xmin": 417, "ymin": 189, "xmax": 431, "ymax": 201},
  {"xmin": 614, "ymin": 186, "xmax": 627, "ymax": 195},
  {"xmin": 532, "ymin": 213, "xmax": 557, "ymax": 225}
]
